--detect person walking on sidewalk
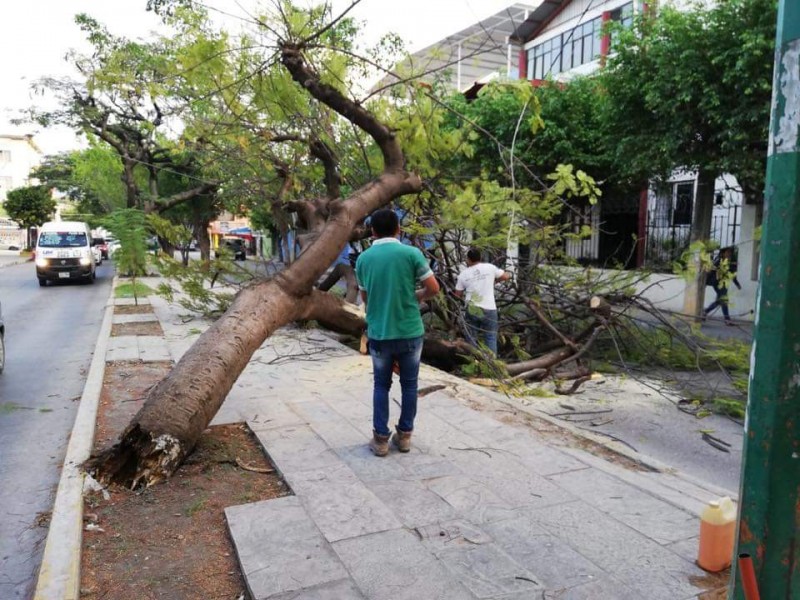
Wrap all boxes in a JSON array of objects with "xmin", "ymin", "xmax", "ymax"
[
  {"xmin": 454, "ymin": 248, "xmax": 510, "ymax": 354},
  {"xmin": 704, "ymin": 247, "xmax": 741, "ymax": 325},
  {"xmin": 355, "ymin": 208, "xmax": 440, "ymax": 457}
]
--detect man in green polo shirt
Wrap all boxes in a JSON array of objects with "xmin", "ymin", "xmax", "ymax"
[{"xmin": 356, "ymin": 208, "xmax": 440, "ymax": 456}]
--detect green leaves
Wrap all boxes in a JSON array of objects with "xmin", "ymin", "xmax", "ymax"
[
  {"xmin": 102, "ymin": 209, "xmax": 150, "ymax": 278},
  {"xmin": 603, "ymin": 0, "xmax": 775, "ymax": 194},
  {"xmin": 4, "ymin": 186, "xmax": 57, "ymax": 235}
]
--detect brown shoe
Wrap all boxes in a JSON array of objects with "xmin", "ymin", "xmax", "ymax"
[
  {"xmin": 369, "ymin": 431, "xmax": 390, "ymax": 457},
  {"xmin": 391, "ymin": 427, "xmax": 412, "ymax": 453}
]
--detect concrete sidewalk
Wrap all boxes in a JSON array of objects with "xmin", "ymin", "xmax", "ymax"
[{"xmin": 142, "ymin": 281, "xmax": 730, "ymax": 600}]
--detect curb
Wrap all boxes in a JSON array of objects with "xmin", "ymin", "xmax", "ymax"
[
  {"xmin": 33, "ymin": 278, "xmax": 117, "ymax": 600},
  {"xmin": 0, "ymin": 256, "xmax": 33, "ymax": 269}
]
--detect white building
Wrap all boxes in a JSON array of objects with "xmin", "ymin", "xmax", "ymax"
[
  {"xmin": 0, "ymin": 134, "xmax": 42, "ymax": 203},
  {"xmin": 508, "ymin": 0, "xmax": 761, "ymax": 318},
  {"xmin": 376, "ymin": 4, "xmax": 535, "ymax": 94}
]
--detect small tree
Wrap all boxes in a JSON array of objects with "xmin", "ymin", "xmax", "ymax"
[
  {"xmin": 103, "ymin": 209, "xmax": 150, "ymax": 304},
  {"xmin": 4, "ymin": 185, "xmax": 57, "ymax": 249}
]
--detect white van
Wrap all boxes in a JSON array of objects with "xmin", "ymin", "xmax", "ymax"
[{"xmin": 35, "ymin": 221, "xmax": 96, "ymax": 286}]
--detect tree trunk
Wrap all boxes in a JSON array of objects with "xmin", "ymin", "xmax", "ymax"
[
  {"xmin": 682, "ymin": 169, "xmax": 716, "ymax": 317},
  {"xmin": 196, "ymin": 221, "xmax": 211, "ymax": 262}
]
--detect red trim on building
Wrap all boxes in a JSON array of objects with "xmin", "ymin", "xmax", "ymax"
[
  {"xmin": 637, "ymin": 187, "xmax": 648, "ymax": 267},
  {"xmin": 600, "ymin": 10, "xmax": 612, "ymax": 66},
  {"xmin": 519, "ymin": 48, "xmax": 527, "ymax": 80}
]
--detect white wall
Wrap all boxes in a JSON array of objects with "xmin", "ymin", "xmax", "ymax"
[{"xmin": 0, "ymin": 135, "xmax": 42, "ymax": 202}]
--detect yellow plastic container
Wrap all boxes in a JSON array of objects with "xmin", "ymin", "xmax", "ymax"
[{"xmin": 697, "ymin": 496, "xmax": 736, "ymax": 572}]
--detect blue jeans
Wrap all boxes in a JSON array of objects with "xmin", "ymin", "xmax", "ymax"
[
  {"xmin": 465, "ymin": 309, "xmax": 499, "ymax": 354},
  {"xmin": 368, "ymin": 336, "xmax": 424, "ymax": 436},
  {"xmin": 705, "ymin": 284, "xmax": 731, "ymax": 320}
]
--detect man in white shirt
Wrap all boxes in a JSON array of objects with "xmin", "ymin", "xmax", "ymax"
[{"xmin": 454, "ymin": 248, "xmax": 510, "ymax": 354}]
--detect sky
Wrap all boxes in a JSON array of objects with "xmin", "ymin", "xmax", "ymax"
[{"xmin": 0, "ymin": 0, "xmax": 524, "ymax": 155}]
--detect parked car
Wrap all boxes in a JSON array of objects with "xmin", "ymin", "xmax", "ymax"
[
  {"xmin": 91, "ymin": 244, "xmax": 102, "ymax": 265},
  {"xmin": 0, "ymin": 300, "xmax": 5, "ymax": 374},
  {"xmin": 93, "ymin": 237, "xmax": 109, "ymax": 259},
  {"xmin": 106, "ymin": 237, "xmax": 120, "ymax": 255},
  {"xmin": 216, "ymin": 237, "xmax": 247, "ymax": 261}
]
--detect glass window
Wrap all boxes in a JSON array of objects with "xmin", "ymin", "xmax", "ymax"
[
  {"xmin": 673, "ymin": 182, "xmax": 694, "ymax": 226},
  {"xmin": 593, "ymin": 18, "xmax": 603, "ymax": 58},
  {"xmin": 582, "ymin": 33, "xmax": 594, "ymax": 64},
  {"xmin": 38, "ymin": 231, "xmax": 88, "ymax": 248},
  {"xmin": 574, "ymin": 36, "xmax": 584, "ymax": 69},
  {"xmin": 610, "ymin": 3, "xmax": 634, "ymax": 27}
]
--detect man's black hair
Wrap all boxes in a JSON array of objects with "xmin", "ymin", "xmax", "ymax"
[
  {"xmin": 371, "ymin": 208, "xmax": 399, "ymax": 238},
  {"xmin": 467, "ymin": 247, "xmax": 482, "ymax": 263}
]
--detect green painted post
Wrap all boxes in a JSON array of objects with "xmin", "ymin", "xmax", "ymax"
[{"xmin": 732, "ymin": 0, "xmax": 800, "ymax": 598}]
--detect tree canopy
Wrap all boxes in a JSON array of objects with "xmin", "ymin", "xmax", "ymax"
[
  {"xmin": 4, "ymin": 185, "xmax": 57, "ymax": 230},
  {"xmin": 603, "ymin": 0, "xmax": 776, "ymax": 199}
]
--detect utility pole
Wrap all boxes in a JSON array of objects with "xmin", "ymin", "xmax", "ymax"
[{"xmin": 732, "ymin": 0, "xmax": 800, "ymax": 597}]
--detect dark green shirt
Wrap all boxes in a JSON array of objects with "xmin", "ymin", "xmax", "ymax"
[{"xmin": 355, "ymin": 238, "xmax": 433, "ymax": 340}]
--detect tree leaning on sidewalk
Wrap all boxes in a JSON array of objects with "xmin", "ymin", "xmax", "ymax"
[{"xmin": 87, "ymin": 14, "xmax": 423, "ymax": 487}]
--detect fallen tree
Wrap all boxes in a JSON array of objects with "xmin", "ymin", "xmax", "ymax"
[{"xmin": 87, "ymin": 26, "xmax": 423, "ymax": 486}]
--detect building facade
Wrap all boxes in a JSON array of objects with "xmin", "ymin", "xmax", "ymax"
[
  {"xmin": 508, "ymin": 0, "xmax": 761, "ymax": 317},
  {"xmin": 0, "ymin": 134, "xmax": 42, "ymax": 203},
  {"xmin": 376, "ymin": 4, "xmax": 535, "ymax": 93}
]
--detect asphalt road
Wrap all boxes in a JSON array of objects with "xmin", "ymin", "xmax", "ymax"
[{"xmin": 0, "ymin": 260, "xmax": 113, "ymax": 599}]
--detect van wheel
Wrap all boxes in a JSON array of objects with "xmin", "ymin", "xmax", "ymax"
[{"xmin": 38, "ymin": 278, "xmax": 46, "ymax": 287}]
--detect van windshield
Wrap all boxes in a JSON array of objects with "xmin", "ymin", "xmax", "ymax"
[{"xmin": 38, "ymin": 231, "xmax": 88, "ymax": 248}]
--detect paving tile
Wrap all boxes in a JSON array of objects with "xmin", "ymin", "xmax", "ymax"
[
  {"xmin": 613, "ymin": 562, "xmax": 706, "ymax": 600},
  {"xmin": 549, "ymin": 468, "xmax": 697, "ymax": 544},
  {"xmin": 289, "ymin": 463, "xmax": 401, "ymax": 542},
  {"xmin": 486, "ymin": 430, "xmax": 592, "ymax": 477},
  {"xmin": 333, "ymin": 529, "xmax": 477, "ymax": 600},
  {"xmin": 266, "ymin": 579, "xmax": 365, "ymax": 599},
  {"xmin": 557, "ymin": 447, "xmax": 715, "ymax": 517},
  {"xmin": 245, "ymin": 401, "xmax": 306, "ymax": 432},
  {"xmin": 525, "ymin": 501, "xmax": 696, "ymax": 575},
  {"xmin": 665, "ymin": 536, "xmax": 700, "ymax": 565},
  {"xmin": 483, "ymin": 514, "xmax": 604, "ymax": 591},
  {"xmin": 368, "ymin": 479, "xmax": 458, "ymax": 527},
  {"xmin": 335, "ymin": 443, "xmax": 409, "ymax": 482},
  {"xmin": 416, "ymin": 520, "xmax": 494, "ymax": 550},
  {"xmin": 292, "ymin": 401, "xmax": 369, "ymax": 449},
  {"xmin": 112, "ymin": 312, "xmax": 159, "ymax": 324},
  {"xmin": 113, "ymin": 297, "xmax": 150, "ymax": 305},
  {"xmin": 435, "ymin": 542, "xmax": 543, "ymax": 599},
  {"xmin": 474, "ymin": 469, "xmax": 576, "ymax": 511},
  {"xmin": 105, "ymin": 337, "xmax": 139, "ymax": 361},
  {"xmin": 255, "ymin": 425, "xmax": 344, "ymax": 475},
  {"xmin": 225, "ymin": 497, "xmax": 348, "ymax": 600},
  {"xmin": 426, "ymin": 475, "xmax": 518, "ymax": 524},
  {"xmin": 137, "ymin": 336, "xmax": 172, "ymax": 361},
  {"xmin": 430, "ymin": 404, "xmax": 508, "ymax": 442},
  {"xmin": 543, "ymin": 577, "xmax": 640, "ymax": 600}
]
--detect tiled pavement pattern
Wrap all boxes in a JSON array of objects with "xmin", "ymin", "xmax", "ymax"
[{"xmin": 136, "ymin": 281, "xmax": 722, "ymax": 600}]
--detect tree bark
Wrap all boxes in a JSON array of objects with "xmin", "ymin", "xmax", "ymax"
[
  {"xmin": 87, "ymin": 39, "xmax": 422, "ymax": 488},
  {"xmin": 682, "ymin": 168, "xmax": 716, "ymax": 317}
]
